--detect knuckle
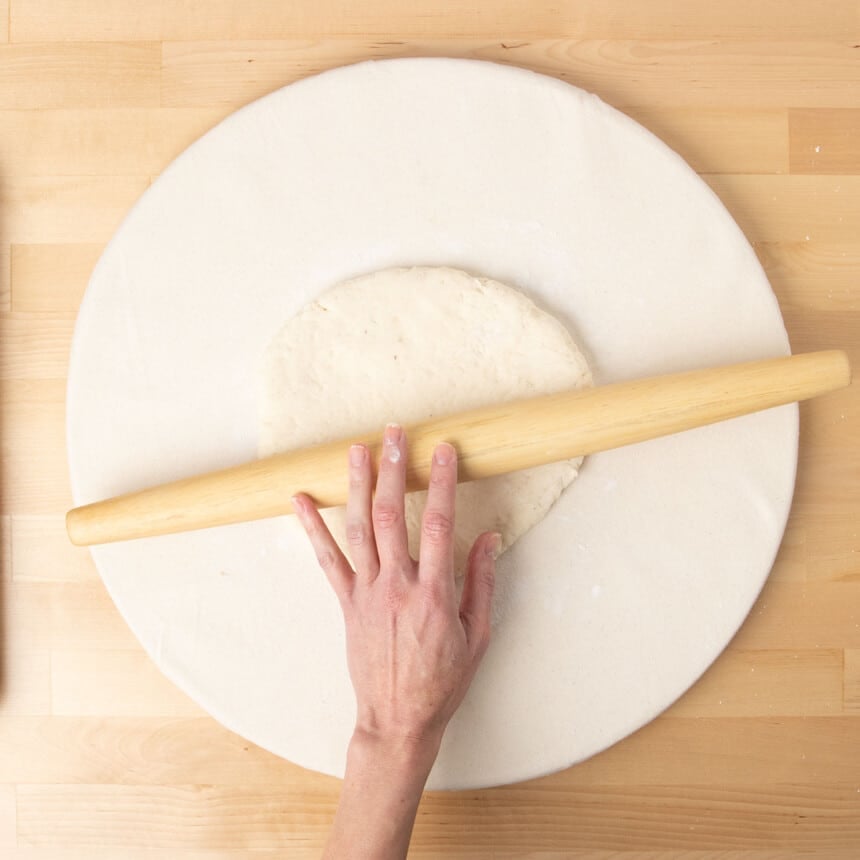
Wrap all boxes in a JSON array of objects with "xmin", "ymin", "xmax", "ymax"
[
  {"xmin": 373, "ymin": 503, "xmax": 401, "ymax": 531},
  {"xmin": 422, "ymin": 510, "xmax": 454, "ymax": 543},
  {"xmin": 383, "ymin": 581, "xmax": 408, "ymax": 613},
  {"xmin": 460, "ymin": 613, "xmax": 491, "ymax": 655},
  {"xmin": 478, "ymin": 568, "xmax": 496, "ymax": 595},
  {"xmin": 422, "ymin": 585, "xmax": 450, "ymax": 619},
  {"xmin": 316, "ymin": 549, "xmax": 337, "ymax": 571},
  {"xmin": 349, "ymin": 473, "xmax": 367, "ymax": 491},
  {"xmin": 475, "ymin": 626, "xmax": 492, "ymax": 655},
  {"xmin": 345, "ymin": 520, "xmax": 366, "ymax": 547},
  {"xmin": 419, "ymin": 579, "xmax": 443, "ymax": 607},
  {"xmin": 429, "ymin": 469, "xmax": 454, "ymax": 490}
]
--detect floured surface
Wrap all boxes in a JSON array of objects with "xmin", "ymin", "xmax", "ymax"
[
  {"xmin": 258, "ymin": 266, "xmax": 592, "ymax": 574},
  {"xmin": 67, "ymin": 59, "xmax": 796, "ymax": 789}
]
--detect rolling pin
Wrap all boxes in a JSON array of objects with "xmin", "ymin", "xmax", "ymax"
[{"xmin": 66, "ymin": 349, "xmax": 851, "ymax": 546}]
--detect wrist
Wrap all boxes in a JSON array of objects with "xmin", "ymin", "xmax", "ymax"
[
  {"xmin": 326, "ymin": 728, "xmax": 438, "ymax": 859},
  {"xmin": 347, "ymin": 725, "xmax": 441, "ymax": 785}
]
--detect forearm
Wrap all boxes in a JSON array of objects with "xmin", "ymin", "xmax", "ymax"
[
  {"xmin": 323, "ymin": 730, "xmax": 440, "ymax": 860},
  {"xmin": 300, "ymin": 434, "xmax": 496, "ymax": 858}
]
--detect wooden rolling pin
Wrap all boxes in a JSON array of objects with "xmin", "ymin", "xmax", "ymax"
[{"xmin": 67, "ymin": 350, "xmax": 851, "ymax": 546}]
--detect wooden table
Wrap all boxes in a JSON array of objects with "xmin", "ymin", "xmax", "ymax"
[{"xmin": 1, "ymin": 2, "xmax": 858, "ymax": 856}]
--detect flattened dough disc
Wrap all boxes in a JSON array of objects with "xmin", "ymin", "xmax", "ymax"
[
  {"xmin": 258, "ymin": 266, "xmax": 593, "ymax": 576},
  {"xmin": 67, "ymin": 58, "xmax": 797, "ymax": 790}
]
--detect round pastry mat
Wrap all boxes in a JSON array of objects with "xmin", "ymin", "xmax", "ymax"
[{"xmin": 67, "ymin": 58, "xmax": 797, "ymax": 789}]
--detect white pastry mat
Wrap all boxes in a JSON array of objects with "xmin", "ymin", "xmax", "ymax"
[{"xmin": 67, "ymin": 58, "xmax": 796, "ymax": 789}]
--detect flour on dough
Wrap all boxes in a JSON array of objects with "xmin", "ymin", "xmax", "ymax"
[{"xmin": 258, "ymin": 266, "xmax": 592, "ymax": 574}]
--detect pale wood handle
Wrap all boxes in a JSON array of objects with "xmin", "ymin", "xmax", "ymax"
[{"xmin": 67, "ymin": 350, "xmax": 851, "ymax": 546}]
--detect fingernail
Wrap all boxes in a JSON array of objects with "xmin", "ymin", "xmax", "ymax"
[
  {"xmin": 434, "ymin": 442, "xmax": 454, "ymax": 466},
  {"xmin": 486, "ymin": 533, "xmax": 502, "ymax": 559},
  {"xmin": 291, "ymin": 495, "xmax": 305, "ymax": 516},
  {"xmin": 384, "ymin": 423, "xmax": 402, "ymax": 463},
  {"xmin": 349, "ymin": 444, "xmax": 365, "ymax": 467}
]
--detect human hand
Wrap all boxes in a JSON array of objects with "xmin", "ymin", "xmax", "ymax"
[{"xmin": 292, "ymin": 423, "xmax": 499, "ymax": 758}]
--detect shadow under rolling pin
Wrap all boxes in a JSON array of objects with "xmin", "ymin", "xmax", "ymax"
[{"xmin": 66, "ymin": 350, "xmax": 851, "ymax": 547}]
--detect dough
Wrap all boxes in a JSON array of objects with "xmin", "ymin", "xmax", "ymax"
[{"xmin": 258, "ymin": 266, "xmax": 592, "ymax": 574}]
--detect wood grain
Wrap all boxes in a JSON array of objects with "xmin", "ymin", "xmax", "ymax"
[
  {"xmin": 10, "ymin": 516, "xmax": 98, "ymax": 583},
  {"xmin": 845, "ymin": 650, "xmax": 860, "ymax": 713},
  {"xmin": 1, "ymin": 2, "xmax": 859, "ymax": 854},
  {"xmin": 626, "ymin": 107, "xmax": 788, "ymax": 175},
  {"xmin": 160, "ymin": 39, "xmax": 860, "ymax": 110},
  {"xmin": 12, "ymin": 0, "xmax": 575, "ymax": 41},
  {"xmin": 11, "ymin": 0, "xmax": 858, "ymax": 41},
  {"xmin": 51, "ymin": 651, "xmax": 205, "ymax": 717},
  {"xmin": 757, "ymin": 241, "xmax": 860, "ymax": 309},
  {"xmin": 0, "ymin": 108, "xmax": 227, "ymax": 177},
  {"xmin": 11, "ymin": 781, "xmax": 860, "ymax": 852},
  {"xmin": 3, "ymin": 580, "xmax": 139, "ymax": 652},
  {"xmin": 729, "ymin": 581, "xmax": 860, "ymax": 650},
  {"xmin": 10, "ymin": 244, "xmax": 102, "ymax": 314},
  {"xmin": 0, "ymin": 176, "xmax": 150, "ymax": 245},
  {"xmin": 1, "ymin": 380, "xmax": 71, "ymax": 513},
  {"xmin": 0, "ymin": 652, "xmax": 50, "ymax": 716},
  {"xmin": 0, "ymin": 246, "xmax": 10, "ymax": 312},
  {"xmin": 703, "ymin": 174, "xmax": 860, "ymax": 243},
  {"xmin": 0, "ymin": 785, "xmax": 16, "ymax": 849},
  {"xmin": 789, "ymin": 109, "xmax": 860, "ymax": 175},
  {"xmin": 664, "ymin": 649, "xmax": 843, "ymax": 717},
  {"xmin": 0, "ymin": 314, "xmax": 74, "ymax": 380},
  {"xmin": 0, "ymin": 514, "xmax": 10, "ymax": 579},
  {"xmin": 3, "ymin": 852, "xmax": 860, "ymax": 860},
  {"xmin": 0, "ymin": 42, "xmax": 160, "ymax": 109}
]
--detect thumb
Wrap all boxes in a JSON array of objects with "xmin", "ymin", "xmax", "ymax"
[{"xmin": 459, "ymin": 532, "xmax": 500, "ymax": 656}]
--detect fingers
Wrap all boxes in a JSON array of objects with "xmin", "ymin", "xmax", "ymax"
[
  {"xmin": 418, "ymin": 443, "xmax": 457, "ymax": 597},
  {"xmin": 292, "ymin": 493, "xmax": 354, "ymax": 603},
  {"xmin": 345, "ymin": 444, "xmax": 380, "ymax": 579},
  {"xmin": 372, "ymin": 423, "xmax": 412, "ymax": 573},
  {"xmin": 460, "ymin": 532, "xmax": 500, "ymax": 656}
]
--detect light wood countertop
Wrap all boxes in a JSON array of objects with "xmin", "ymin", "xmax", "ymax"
[{"xmin": 1, "ymin": 1, "xmax": 858, "ymax": 855}]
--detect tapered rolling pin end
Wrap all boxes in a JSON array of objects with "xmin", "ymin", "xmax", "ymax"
[
  {"xmin": 66, "ymin": 508, "xmax": 86, "ymax": 547},
  {"xmin": 832, "ymin": 349, "xmax": 852, "ymax": 387},
  {"xmin": 67, "ymin": 503, "xmax": 112, "ymax": 547}
]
